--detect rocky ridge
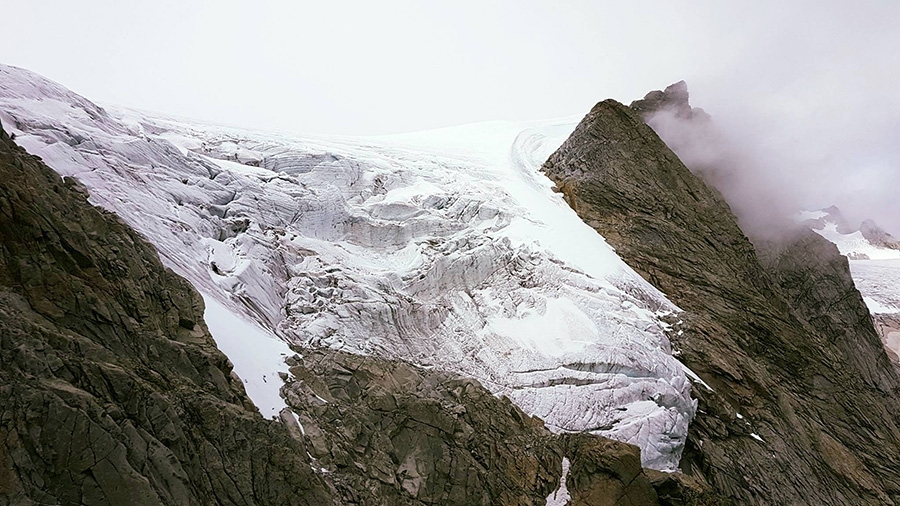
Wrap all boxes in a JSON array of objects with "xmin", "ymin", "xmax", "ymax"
[
  {"xmin": 280, "ymin": 347, "xmax": 725, "ymax": 505},
  {"xmin": 0, "ymin": 120, "xmax": 333, "ymax": 505},
  {"xmin": 860, "ymin": 219, "xmax": 900, "ymax": 250},
  {"xmin": 795, "ymin": 206, "xmax": 900, "ymax": 364},
  {"xmin": 798, "ymin": 206, "xmax": 900, "ymax": 260},
  {"xmin": 542, "ymin": 93, "xmax": 900, "ymax": 504}
]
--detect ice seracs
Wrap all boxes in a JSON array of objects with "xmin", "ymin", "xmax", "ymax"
[{"xmin": 0, "ymin": 63, "xmax": 697, "ymax": 470}]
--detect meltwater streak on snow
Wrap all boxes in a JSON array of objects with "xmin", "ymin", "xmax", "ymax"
[
  {"xmin": 0, "ymin": 63, "xmax": 696, "ymax": 470},
  {"xmin": 202, "ymin": 294, "xmax": 293, "ymax": 418}
]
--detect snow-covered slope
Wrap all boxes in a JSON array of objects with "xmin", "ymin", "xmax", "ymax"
[
  {"xmin": 850, "ymin": 259, "xmax": 900, "ymax": 360},
  {"xmin": 797, "ymin": 208, "xmax": 900, "ymax": 260},
  {"xmin": 850, "ymin": 259, "xmax": 900, "ymax": 314},
  {"xmin": 0, "ymin": 64, "xmax": 697, "ymax": 470}
]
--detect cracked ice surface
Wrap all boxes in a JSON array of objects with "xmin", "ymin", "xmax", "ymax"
[
  {"xmin": 850, "ymin": 259, "xmax": 900, "ymax": 315},
  {"xmin": 0, "ymin": 64, "xmax": 696, "ymax": 470}
]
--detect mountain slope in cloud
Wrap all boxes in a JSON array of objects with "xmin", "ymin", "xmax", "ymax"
[
  {"xmin": 795, "ymin": 205, "xmax": 900, "ymax": 364},
  {"xmin": 544, "ymin": 87, "xmax": 900, "ymax": 504}
]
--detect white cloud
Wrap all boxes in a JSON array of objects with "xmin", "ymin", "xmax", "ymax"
[{"xmin": 2, "ymin": 1, "xmax": 898, "ymax": 232}]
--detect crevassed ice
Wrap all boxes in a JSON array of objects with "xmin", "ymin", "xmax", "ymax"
[
  {"xmin": 851, "ymin": 259, "xmax": 900, "ymax": 315},
  {"xmin": 0, "ymin": 63, "xmax": 697, "ymax": 470}
]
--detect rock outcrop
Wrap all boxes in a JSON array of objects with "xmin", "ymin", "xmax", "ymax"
[
  {"xmin": 630, "ymin": 81, "xmax": 710, "ymax": 122},
  {"xmin": 801, "ymin": 205, "xmax": 857, "ymax": 234},
  {"xmin": 282, "ymin": 347, "xmax": 725, "ymax": 506},
  {"xmin": 0, "ymin": 122, "xmax": 335, "ymax": 504},
  {"xmin": 542, "ymin": 98, "xmax": 900, "ymax": 504},
  {"xmin": 284, "ymin": 347, "xmax": 562, "ymax": 505},
  {"xmin": 860, "ymin": 219, "xmax": 900, "ymax": 251}
]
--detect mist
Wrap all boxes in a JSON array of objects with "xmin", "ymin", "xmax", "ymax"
[
  {"xmin": 645, "ymin": 81, "xmax": 900, "ymax": 240},
  {"xmin": 668, "ymin": 2, "xmax": 900, "ymax": 237},
  {"xmin": 2, "ymin": 1, "xmax": 899, "ymax": 234}
]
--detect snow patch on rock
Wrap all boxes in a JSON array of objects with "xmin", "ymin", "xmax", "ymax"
[
  {"xmin": 545, "ymin": 457, "xmax": 571, "ymax": 506},
  {"xmin": 202, "ymin": 294, "xmax": 294, "ymax": 419}
]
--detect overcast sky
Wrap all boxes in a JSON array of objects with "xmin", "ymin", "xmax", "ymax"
[{"xmin": 3, "ymin": 1, "xmax": 900, "ymax": 232}]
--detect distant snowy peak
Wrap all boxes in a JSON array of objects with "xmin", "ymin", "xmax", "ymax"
[
  {"xmin": 797, "ymin": 206, "xmax": 900, "ymax": 261},
  {"xmin": 797, "ymin": 206, "xmax": 900, "ymax": 320}
]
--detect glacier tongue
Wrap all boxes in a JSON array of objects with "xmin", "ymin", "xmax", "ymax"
[{"xmin": 0, "ymin": 63, "xmax": 696, "ymax": 470}]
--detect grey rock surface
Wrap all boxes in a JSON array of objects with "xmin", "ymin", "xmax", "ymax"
[
  {"xmin": 860, "ymin": 219, "xmax": 900, "ymax": 250},
  {"xmin": 282, "ymin": 347, "xmax": 724, "ymax": 506},
  {"xmin": 0, "ymin": 121, "xmax": 334, "ymax": 505},
  {"xmin": 542, "ymin": 97, "xmax": 900, "ymax": 504}
]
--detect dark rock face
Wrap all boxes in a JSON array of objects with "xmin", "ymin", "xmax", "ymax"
[
  {"xmin": 754, "ymin": 229, "xmax": 898, "ymax": 390},
  {"xmin": 561, "ymin": 434, "xmax": 661, "ymax": 506},
  {"xmin": 283, "ymin": 348, "xmax": 562, "ymax": 505},
  {"xmin": 542, "ymin": 99, "xmax": 900, "ymax": 504},
  {"xmin": 282, "ymin": 348, "xmax": 723, "ymax": 506},
  {"xmin": 283, "ymin": 349, "xmax": 727, "ymax": 506},
  {"xmin": 0, "ymin": 121, "xmax": 335, "ymax": 505}
]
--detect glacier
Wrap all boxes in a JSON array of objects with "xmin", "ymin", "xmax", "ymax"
[{"xmin": 0, "ymin": 63, "xmax": 697, "ymax": 470}]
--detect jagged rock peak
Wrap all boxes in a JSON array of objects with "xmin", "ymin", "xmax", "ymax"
[
  {"xmin": 630, "ymin": 80, "xmax": 709, "ymax": 121},
  {"xmin": 543, "ymin": 95, "xmax": 900, "ymax": 505},
  {"xmin": 799, "ymin": 205, "xmax": 855, "ymax": 234},
  {"xmin": 861, "ymin": 219, "xmax": 900, "ymax": 250},
  {"xmin": 804, "ymin": 205, "xmax": 900, "ymax": 248}
]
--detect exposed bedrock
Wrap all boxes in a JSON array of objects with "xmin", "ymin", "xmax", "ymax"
[
  {"xmin": 542, "ymin": 97, "xmax": 900, "ymax": 504},
  {"xmin": 281, "ymin": 346, "xmax": 724, "ymax": 506},
  {"xmin": 0, "ymin": 120, "xmax": 333, "ymax": 505}
]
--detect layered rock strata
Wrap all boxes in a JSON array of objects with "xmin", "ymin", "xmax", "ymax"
[{"xmin": 542, "ymin": 98, "xmax": 900, "ymax": 504}]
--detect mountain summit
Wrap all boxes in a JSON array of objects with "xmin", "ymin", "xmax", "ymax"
[
  {"xmin": 797, "ymin": 206, "xmax": 900, "ymax": 260},
  {"xmin": 630, "ymin": 80, "xmax": 710, "ymax": 122},
  {"xmin": 542, "ymin": 94, "xmax": 900, "ymax": 504}
]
